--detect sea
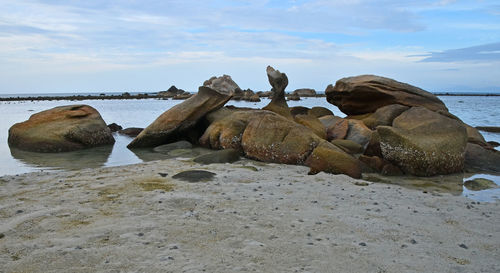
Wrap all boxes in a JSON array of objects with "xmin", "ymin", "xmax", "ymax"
[{"xmin": 1, "ymin": 95, "xmax": 499, "ymax": 201}]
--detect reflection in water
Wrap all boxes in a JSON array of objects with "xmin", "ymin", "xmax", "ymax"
[
  {"xmin": 10, "ymin": 145, "xmax": 113, "ymax": 171},
  {"xmin": 363, "ymin": 173, "xmax": 465, "ymax": 196}
]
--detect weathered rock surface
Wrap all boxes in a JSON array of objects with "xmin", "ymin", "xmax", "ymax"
[
  {"xmin": 326, "ymin": 119, "xmax": 349, "ymax": 141},
  {"xmin": 325, "ymin": 75, "xmax": 448, "ymax": 115},
  {"xmin": 241, "ymin": 112, "xmax": 321, "ymax": 165},
  {"xmin": 262, "ymin": 66, "xmax": 293, "ymax": 119},
  {"xmin": 305, "ymin": 141, "xmax": 362, "ymax": 178},
  {"xmin": 309, "ymin": 107, "xmax": 334, "ymax": 118},
  {"xmin": 361, "ymin": 104, "xmax": 409, "ymax": 129},
  {"xmin": 200, "ymin": 109, "xmax": 360, "ymax": 178},
  {"xmin": 128, "ymin": 86, "xmax": 232, "ymax": 148},
  {"xmin": 203, "ymin": 75, "xmax": 240, "ymax": 95},
  {"xmin": 331, "ymin": 139, "xmax": 364, "ymax": 154},
  {"xmin": 294, "ymin": 114, "xmax": 327, "ymax": 139},
  {"xmin": 345, "ymin": 119, "xmax": 372, "ymax": 148},
  {"xmin": 377, "ymin": 107, "xmax": 468, "ymax": 176},
  {"xmin": 8, "ymin": 105, "xmax": 115, "ymax": 152},
  {"xmin": 464, "ymin": 143, "xmax": 500, "ymax": 173},
  {"xmin": 319, "ymin": 115, "xmax": 342, "ymax": 129}
]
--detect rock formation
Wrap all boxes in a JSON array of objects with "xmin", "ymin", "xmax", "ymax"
[
  {"xmin": 8, "ymin": 105, "xmax": 115, "ymax": 152},
  {"xmin": 325, "ymin": 75, "xmax": 448, "ymax": 115},
  {"xmin": 262, "ymin": 66, "xmax": 293, "ymax": 119},
  {"xmin": 127, "ymin": 84, "xmax": 232, "ymax": 148}
]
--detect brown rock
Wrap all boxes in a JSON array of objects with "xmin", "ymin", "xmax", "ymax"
[
  {"xmin": 309, "ymin": 107, "xmax": 334, "ymax": 118},
  {"xmin": 241, "ymin": 112, "xmax": 321, "ymax": 164},
  {"xmin": 128, "ymin": 86, "xmax": 231, "ymax": 148},
  {"xmin": 290, "ymin": 106, "xmax": 310, "ymax": 116},
  {"xmin": 359, "ymin": 155, "xmax": 386, "ymax": 172},
  {"xmin": 327, "ymin": 119, "xmax": 349, "ymax": 141},
  {"xmin": 364, "ymin": 131, "xmax": 383, "ymax": 157},
  {"xmin": 294, "ymin": 114, "xmax": 327, "ymax": 139},
  {"xmin": 464, "ymin": 143, "xmax": 500, "ymax": 173},
  {"xmin": 8, "ymin": 105, "xmax": 114, "ymax": 152},
  {"xmin": 331, "ymin": 139, "xmax": 364, "ymax": 154},
  {"xmin": 345, "ymin": 119, "xmax": 372, "ymax": 148},
  {"xmin": 118, "ymin": 127, "xmax": 143, "ymax": 137},
  {"xmin": 305, "ymin": 141, "xmax": 362, "ymax": 179},
  {"xmin": 319, "ymin": 115, "xmax": 342, "ymax": 128},
  {"xmin": 361, "ymin": 104, "xmax": 409, "ymax": 129},
  {"xmin": 325, "ymin": 75, "xmax": 448, "ymax": 115},
  {"xmin": 464, "ymin": 124, "xmax": 488, "ymax": 147},
  {"xmin": 377, "ymin": 107, "xmax": 468, "ymax": 176},
  {"xmin": 199, "ymin": 110, "xmax": 259, "ymax": 152},
  {"xmin": 262, "ymin": 66, "xmax": 293, "ymax": 119}
]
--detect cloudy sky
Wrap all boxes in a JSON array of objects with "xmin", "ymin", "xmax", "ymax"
[{"xmin": 0, "ymin": 0, "xmax": 499, "ymax": 94}]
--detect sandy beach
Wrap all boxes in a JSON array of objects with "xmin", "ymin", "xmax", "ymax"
[{"xmin": 0, "ymin": 158, "xmax": 498, "ymax": 273}]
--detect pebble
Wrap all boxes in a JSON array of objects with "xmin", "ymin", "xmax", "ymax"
[
  {"xmin": 0, "ymin": 233, "xmax": 5, "ymax": 239},
  {"xmin": 359, "ymin": 242, "xmax": 367, "ymax": 246},
  {"xmin": 410, "ymin": 239, "xmax": 417, "ymax": 244},
  {"xmin": 459, "ymin": 244, "xmax": 468, "ymax": 249}
]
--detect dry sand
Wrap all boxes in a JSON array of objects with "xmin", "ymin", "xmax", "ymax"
[{"xmin": 0, "ymin": 158, "xmax": 499, "ymax": 273}]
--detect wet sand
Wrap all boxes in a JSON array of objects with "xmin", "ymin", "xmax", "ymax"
[{"xmin": 0, "ymin": 158, "xmax": 499, "ymax": 272}]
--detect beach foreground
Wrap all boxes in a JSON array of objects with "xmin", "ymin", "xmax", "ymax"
[{"xmin": 0, "ymin": 159, "xmax": 498, "ymax": 273}]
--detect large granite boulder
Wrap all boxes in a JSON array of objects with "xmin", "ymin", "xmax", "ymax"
[
  {"xmin": 241, "ymin": 111, "xmax": 321, "ymax": 164},
  {"xmin": 128, "ymin": 85, "xmax": 232, "ymax": 148},
  {"xmin": 262, "ymin": 66, "xmax": 293, "ymax": 119},
  {"xmin": 325, "ymin": 75, "xmax": 448, "ymax": 115},
  {"xmin": 8, "ymin": 105, "xmax": 115, "ymax": 152},
  {"xmin": 377, "ymin": 107, "xmax": 468, "ymax": 176}
]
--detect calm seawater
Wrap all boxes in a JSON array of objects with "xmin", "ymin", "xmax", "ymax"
[{"xmin": 1, "ymin": 96, "xmax": 499, "ymax": 200}]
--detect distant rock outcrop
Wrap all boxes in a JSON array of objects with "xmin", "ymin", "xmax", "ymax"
[
  {"xmin": 8, "ymin": 105, "xmax": 115, "ymax": 152},
  {"xmin": 325, "ymin": 75, "xmax": 448, "ymax": 115},
  {"xmin": 293, "ymin": 88, "xmax": 316, "ymax": 97}
]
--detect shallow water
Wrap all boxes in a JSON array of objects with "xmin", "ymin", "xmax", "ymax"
[{"xmin": 1, "ymin": 96, "xmax": 499, "ymax": 201}]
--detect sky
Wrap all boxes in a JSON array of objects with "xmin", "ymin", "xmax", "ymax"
[{"xmin": 0, "ymin": 0, "xmax": 499, "ymax": 94}]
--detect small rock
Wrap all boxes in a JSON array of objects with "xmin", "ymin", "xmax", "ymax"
[
  {"xmin": 193, "ymin": 149, "xmax": 240, "ymax": 164},
  {"xmin": 359, "ymin": 242, "xmax": 367, "ymax": 246},
  {"xmin": 158, "ymin": 172, "xmax": 168, "ymax": 177},
  {"xmin": 464, "ymin": 178, "xmax": 499, "ymax": 191},
  {"xmin": 172, "ymin": 170, "xmax": 216, "ymax": 183},
  {"xmin": 459, "ymin": 243, "xmax": 468, "ymax": 249},
  {"xmin": 0, "ymin": 233, "xmax": 5, "ymax": 239}
]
